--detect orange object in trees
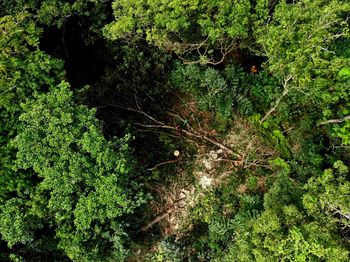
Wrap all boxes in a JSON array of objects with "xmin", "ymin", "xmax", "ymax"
[{"xmin": 250, "ymin": 65, "xmax": 258, "ymax": 73}]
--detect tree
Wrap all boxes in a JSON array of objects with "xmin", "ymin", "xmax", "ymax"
[
  {"xmin": 0, "ymin": 12, "xmax": 65, "ymax": 260},
  {"xmin": 304, "ymin": 160, "xmax": 350, "ymax": 228},
  {"xmin": 104, "ymin": 0, "xmax": 254, "ymax": 64},
  {"xmin": 0, "ymin": 12, "xmax": 64, "ymax": 200},
  {"xmin": 0, "ymin": 11, "xmax": 64, "ymax": 121},
  {"xmin": 0, "ymin": 198, "xmax": 36, "ymax": 248},
  {"xmin": 256, "ymin": 0, "xmax": 350, "ymax": 123},
  {"xmin": 1, "ymin": 0, "xmax": 110, "ymax": 30},
  {"xmin": 3, "ymin": 82, "xmax": 136, "ymax": 261},
  {"xmin": 221, "ymin": 166, "xmax": 349, "ymax": 261},
  {"xmin": 319, "ymin": 50, "xmax": 350, "ymax": 145}
]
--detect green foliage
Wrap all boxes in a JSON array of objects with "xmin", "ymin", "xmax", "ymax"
[
  {"xmin": 221, "ymin": 168, "xmax": 349, "ymax": 262},
  {"xmin": 105, "ymin": 0, "xmax": 255, "ymax": 62},
  {"xmin": 147, "ymin": 236, "xmax": 185, "ymax": 262},
  {"xmin": 1, "ymin": 0, "xmax": 111, "ymax": 33},
  {"xmin": 247, "ymin": 176, "xmax": 258, "ymax": 191},
  {"xmin": 0, "ymin": 12, "xmax": 64, "ymax": 114},
  {"xmin": 187, "ymin": 179, "xmax": 262, "ymax": 260},
  {"xmin": 2, "ymin": 0, "xmax": 350, "ymax": 260},
  {"xmin": 304, "ymin": 161, "xmax": 350, "ymax": 228},
  {"xmin": 191, "ymin": 190, "xmax": 219, "ymax": 224},
  {"xmin": 170, "ymin": 64, "xmax": 253, "ymax": 125},
  {"xmin": 106, "ymin": 0, "xmax": 252, "ymax": 41},
  {"xmin": 0, "ymin": 12, "xmax": 64, "ymax": 200},
  {"xmin": 0, "ymin": 0, "xmax": 37, "ymax": 16},
  {"xmin": 248, "ymin": 71, "xmax": 282, "ymax": 114},
  {"xmin": 8, "ymin": 82, "xmax": 137, "ymax": 261},
  {"xmin": 0, "ymin": 199, "xmax": 36, "ymax": 248},
  {"xmin": 0, "ymin": 12, "xmax": 67, "ymax": 260},
  {"xmin": 255, "ymin": 0, "xmax": 350, "ymax": 142},
  {"xmin": 256, "ymin": 0, "xmax": 350, "ymax": 86},
  {"xmin": 223, "ymin": 65, "xmax": 254, "ymax": 116},
  {"xmin": 320, "ymin": 38, "xmax": 350, "ymax": 145},
  {"xmin": 270, "ymin": 130, "xmax": 292, "ymax": 158}
]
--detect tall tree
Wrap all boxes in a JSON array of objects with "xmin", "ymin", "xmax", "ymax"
[
  {"xmin": 7, "ymin": 82, "xmax": 136, "ymax": 261},
  {"xmin": 104, "ymin": 0, "xmax": 254, "ymax": 64},
  {"xmin": 0, "ymin": 12, "xmax": 64, "ymax": 200},
  {"xmin": 256, "ymin": 0, "xmax": 350, "ymax": 125},
  {"xmin": 221, "ymin": 163, "xmax": 349, "ymax": 262}
]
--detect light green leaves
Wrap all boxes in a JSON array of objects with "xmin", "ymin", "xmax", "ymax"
[
  {"xmin": 105, "ymin": 0, "xmax": 253, "ymax": 63},
  {"xmin": 0, "ymin": 198, "xmax": 36, "ymax": 248},
  {"xmin": 13, "ymin": 82, "xmax": 134, "ymax": 260}
]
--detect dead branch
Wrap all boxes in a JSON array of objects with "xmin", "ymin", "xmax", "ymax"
[
  {"xmin": 141, "ymin": 197, "xmax": 186, "ymax": 232},
  {"xmin": 135, "ymin": 122, "xmax": 241, "ymax": 159},
  {"xmin": 319, "ymin": 115, "xmax": 350, "ymax": 126},
  {"xmin": 114, "ymin": 104, "xmax": 242, "ymax": 158},
  {"xmin": 332, "ymin": 209, "xmax": 350, "ymax": 220},
  {"xmin": 147, "ymin": 159, "xmax": 179, "ymax": 171},
  {"xmin": 110, "ymin": 103, "xmax": 243, "ymax": 158},
  {"xmin": 141, "ymin": 207, "xmax": 175, "ymax": 232},
  {"xmin": 260, "ymin": 75, "xmax": 293, "ymax": 124}
]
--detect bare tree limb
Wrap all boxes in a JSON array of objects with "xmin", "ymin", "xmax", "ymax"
[
  {"xmin": 147, "ymin": 159, "xmax": 179, "ymax": 171},
  {"xmin": 319, "ymin": 115, "xmax": 350, "ymax": 126},
  {"xmin": 260, "ymin": 75, "xmax": 293, "ymax": 124},
  {"xmin": 135, "ymin": 122, "xmax": 241, "ymax": 159},
  {"xmin": 114, "ymin": 105, "xmax": 242, "ymax": 158},
  {"xmin": 141, "ymin": 197, "xmax": 186, "ymax": 231},
  {"xmin": 141, "ymin": 207, "xmax": 175, "ymax": 232},
  {"xmin": 109, "ymin": 104, "xmax": 242, "ymax": 158}
]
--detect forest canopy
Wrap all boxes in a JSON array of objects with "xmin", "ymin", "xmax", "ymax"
[{"xmin": 1, "ymin": 0, "xmax": 350, "ymax": 261}]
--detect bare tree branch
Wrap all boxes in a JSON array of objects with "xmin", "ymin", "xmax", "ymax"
[
  {"xmin": 135, "ymin": 122, "xmax": 241, "ymax": 158},
  {"xmin": 319, "ymin": 115, "xmax": 350, "ymax": 126},
  {"xmin": 141, "ymin": 197, "xmax": 186, "ymax": 231},
  {"xmin": 260, "ymin": 75, "xmax": 293, "ymax": 123},
  {"xmin": 147, "ymin": 159, "xmax": 180, "ymax": 171}
]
